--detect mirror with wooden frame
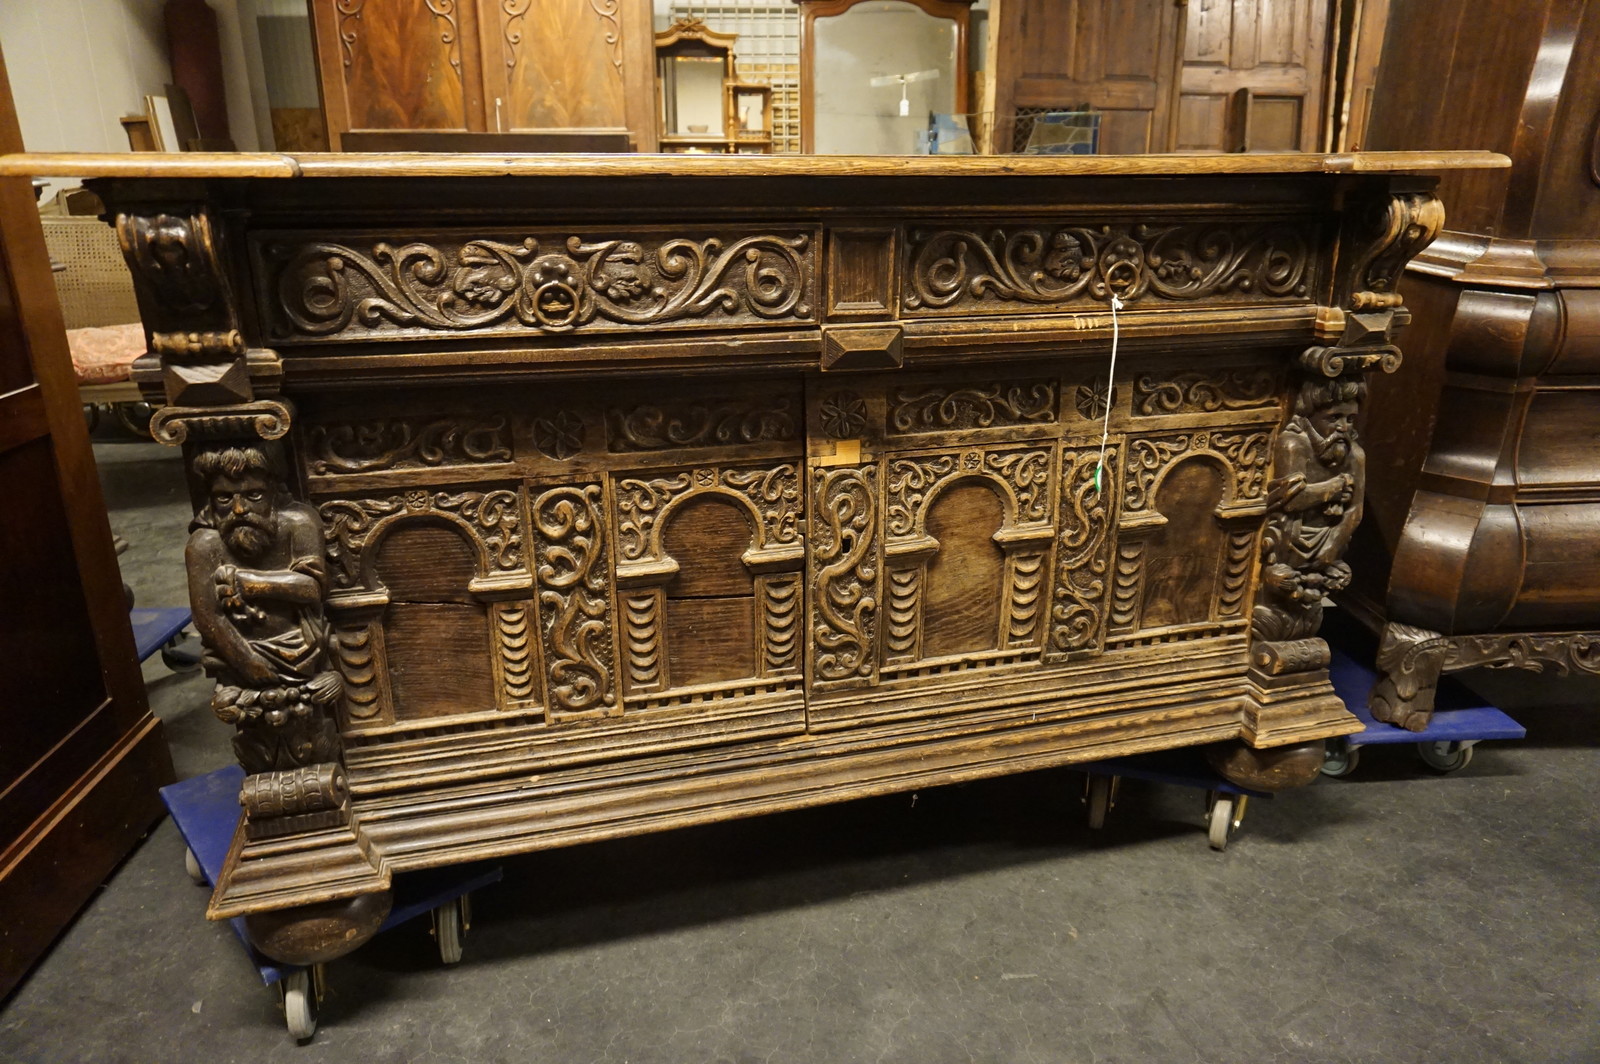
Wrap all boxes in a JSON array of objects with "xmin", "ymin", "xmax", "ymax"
[
  {"xmin": 656, "ymin": 18, "xmax": 740, "ymax": 154},
  {"xmin": 796, "ymin": 0, "xmax": 972, "ymax": 155}
]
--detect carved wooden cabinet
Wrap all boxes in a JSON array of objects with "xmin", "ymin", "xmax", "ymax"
[
  {"xmin": 1344, "ymin": 0, "xmax": 1600, "ymax": 728},
  {"xmin": 308, "ymin": 0, "xmax": 659, "ymax": 151},
  {"xmin": 7, "ymin": 150, "xmax": 1497, "ymax": 965}
]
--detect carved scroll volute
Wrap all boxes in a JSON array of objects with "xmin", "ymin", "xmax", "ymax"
[
  {"xmin": 184, "ymin": 441, "xmax": 351, "ymax": 837},
  {"xmin": 809, "ymin": 464, "xmax": 880, "ymax": 689},
  {"xmin": 117, "ymin": 208, "xmax": 261, "ymax": 411},
  {"xmin": 1338, "ymin": 189, "xmax": 1444, "ymax": 313}
]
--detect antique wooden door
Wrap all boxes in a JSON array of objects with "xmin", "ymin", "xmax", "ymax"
[
  {"xmin": 989, "ymin": 0, "xmax": 1186, "ymax": 154},
  {"xmin": 1176, "ymin": 0, "xmax": 1332, "ymax": 152},
  {"xmin": 0, "ymin": 46, "xmax": 173, "ymax": 997},
  {"xmin": 309, "ymin": 0, "xmax": 491, "ymax": 145}
]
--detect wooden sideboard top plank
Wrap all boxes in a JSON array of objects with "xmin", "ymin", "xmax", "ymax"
[{"xmin": 0, "ymin": 150, "xmax": 1508, "ymax": 180}]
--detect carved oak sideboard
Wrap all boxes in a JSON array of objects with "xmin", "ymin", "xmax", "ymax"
[{"xmin": 6, "ymin": 151, "xmax": 1500, "ymax": 964}]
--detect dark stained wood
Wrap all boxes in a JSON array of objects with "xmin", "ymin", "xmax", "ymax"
[
  {"xmin": 1350, "ymin": 0, "xmax": 1600, "ymax": 728},
  {"xmin": 8, "ymin": 144, "xmax": 1496, "ymax": 968},
  {"xmin": 0, "ymin": 45, "xmax": 173, "ymax": 998}
]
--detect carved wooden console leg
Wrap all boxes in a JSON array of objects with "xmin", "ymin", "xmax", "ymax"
[
  {"xmin": 1371, "ymin": 622, "xmax": 1600, "ymax": 731},
  {"xmin": 1369, "ymin": 622, "xmax": 1449, "ymax": 731},
  {"xmin": 244, "ymin": 891, "xmax": 393, "ymax": 966},
  {"xmin": 1206, "ymin": 739, "xmax": 1326, "ymax": 791}
]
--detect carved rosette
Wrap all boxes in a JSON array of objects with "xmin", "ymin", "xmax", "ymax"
[
  {"xmin": 904, "ymin": 221, "xmax": 1312, "ymax": 314},
  {"xmin": 810, "ymin": 465, "xmax": 880, "ymax": 686},
  {"xmin": 1047, "ymin": 446, "xmax": 1118, "ymax": 658},
  {"xmin": 612, "ymin": 463, "xmax": 805, "ymax": 693},
  {"xmin": 532, "ymin": 485, "xmax": 619, "ymax": 717},
  {"xmin": 266, "ymin": 230, "xmax": 814, "ymax": 342}
]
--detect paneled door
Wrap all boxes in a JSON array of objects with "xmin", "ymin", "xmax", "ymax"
[
  {"xmin": 989, "ymin": 0, "xmax": 1186, "ymax": 154},
  {"xmin": 1177, "ymin": 0, "xmax": 1332, "ymax": 152},
  {"xmin": 0, "ymin": 45, "xmax": 173, "ymax": 998}
]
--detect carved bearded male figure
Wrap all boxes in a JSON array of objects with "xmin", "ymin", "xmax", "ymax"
[
  {"xmin": 1253, "ymin": 375, "xmax": 1367, "ymax": 644},
  {"xmin": 187, "ymin": 445, "xmax": 342, "ymax": 773}
]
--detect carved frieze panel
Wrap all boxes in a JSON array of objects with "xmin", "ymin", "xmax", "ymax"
[
  {"xmin": 320, "ymin": 488, "xmax": 523, "ymax": 592},
  {"xmin": 886, "ymin": 378, "xmax": 1058, "ymax": 435},
  {"xmin": 607, "ymin": 396, "xmax": 799, "ymax": 452},
  {"xmin": 1047, "ymin": 446, "xmax": 1119, "ymax": 659},
  {"xmin": 305, "ymin": 415, "xmax": 513, "ymax": 475},
  {"xmin": 261, "ymin": 229, "xmax": 815, "ymax": 343},
  {"xmin": 1132, "ymin": 368, "xmax": 1279, "ymax": 417},
  {"xmin": 902, "ymin": 221, "xmax": 1314, "ymax": 316},
  {"xmin": 532, "ymin": 484, "xmax": 619, "ymax": 718},
  {"xmin": 1122, "ymin": 431, "xmax": 1273, "ymax": 515},
  {"xmin": 810, "ymin": 465, "xmax": 880, "ymax": 687}
]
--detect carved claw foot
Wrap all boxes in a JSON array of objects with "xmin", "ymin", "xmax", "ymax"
[
  {"xmin": 244, "ymin": 890, "xmax": 393, "ymax": 966},
  {"xmin": 1205, "ymin": 739, "xmax": 1326, "ymax": 792},
  {"xmin": 1369, "ymin": 622, "xmax": 1449, "ymax": 731}
]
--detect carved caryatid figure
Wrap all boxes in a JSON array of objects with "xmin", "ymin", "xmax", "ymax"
[
  {"xmin": 1253, "ymin": 374, "xmax": 1367, "ymax": 646},
  {"xmin": 187, "ymin": 444, "xmax": 342, "ymax": 773}
]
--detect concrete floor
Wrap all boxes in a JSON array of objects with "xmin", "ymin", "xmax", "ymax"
[{"xmin": 2, "ymin": 437, "xmax": 1597, "ymax": 1063}]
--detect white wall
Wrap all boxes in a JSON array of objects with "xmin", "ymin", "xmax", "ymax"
[{"xmin": 0, "ymin": 0, "xmax": 262, "ymax": 196}]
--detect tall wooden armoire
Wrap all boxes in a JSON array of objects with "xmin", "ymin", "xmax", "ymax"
[
  {"xmin": 0, "ymin": 46, "xmax": 173, "ymax": 998},
  {"xmin": 1346, "ymin": 0, "xmax": 1600, "ymax": 725}
]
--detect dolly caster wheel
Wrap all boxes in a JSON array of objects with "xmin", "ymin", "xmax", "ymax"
[
  {"xmin": 1321, "ymin": 738, "xmax": 1361, "ymax": 778},
  {"xmin": 432, "ymin": 895, "xmax": 470, "ymax": 965},
  {"xmin": 183, "ymin": 847, "xmax": 205, "ymax": 886},
  {"xmin": 1084, "ymin": 775, "xmax": 1115, "ymax": 830},
  {"xmin": 1205, "ymin": 791, "xmax": 1248, "ymax": 851},
  {"xmin": 280, "ymin": 967, "xmax": 320, "ymax": 1042},
  {"xmin": 1417, "ymin": 740, "xmax": 1473, "ymax": 773}
]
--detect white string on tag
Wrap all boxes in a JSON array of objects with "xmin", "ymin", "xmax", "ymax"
[{"xmin": 1094, "ymin": 293, "xmax": 1123, "ymax": 492}]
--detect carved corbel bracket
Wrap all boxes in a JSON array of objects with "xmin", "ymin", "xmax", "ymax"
[
  {"xmin": 150, "ymin": 398, "xmax": 294, "ymax": 446},
  {"xmin": 1337, "ymin": 189, "xmax": 1444, "ymax": 313},
  {"xmin": 1371, "ymin": 622, "xmax": 1600, "ymax": 730},
  {"xmin": 117, "ymin": 207, "xmax": 280, "ymax": 406}
]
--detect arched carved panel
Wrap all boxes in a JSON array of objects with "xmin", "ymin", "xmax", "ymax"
[
  {"xmin": 661, "ymin": 495, "xmax": 759, "ymax": 687},
  {"xmin": 921, "ymin": 480, "xmax": 1007, "ymax": 659},
  {"xmin": 1140, "ymin": 458, "xmax": 1228, "ymax": 629},
  {"xmin": 374, "ymin": 522, "xmax": 496, "ymax": 719}
]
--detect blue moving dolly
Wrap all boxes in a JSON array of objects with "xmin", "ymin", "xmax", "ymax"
[
  {"xmin": 129, "ymin": 606, "xmax": 198, "ymax": 669},
  {"xmin": 1077, "ymin": 748, "xmax": 1274, "ymax": 851},
  {"xmin": 1323, "ymin": 644, "xmax": 1526, "ymax": 777},
  {"xmin": 160, "ymin": 765, "xmax": 503, "ymax": 1041}
]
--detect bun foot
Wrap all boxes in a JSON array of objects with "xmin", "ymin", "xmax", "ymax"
[
  {"xmin": 244, "ymin": 890, "xmax": 393, "ymax": 966},
  {"xmin": 1205, "ymin": 739, "xmax": 1326, "ymax": 791}
]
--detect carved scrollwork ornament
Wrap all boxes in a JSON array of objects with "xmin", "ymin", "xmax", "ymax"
[
  {"xmin": 1343, "ymin": 191, "xmax": 1444, "ymax": 311},
  {"xmin": 904, "ymin": 221, "xmax": 1312, "ymax": 312},
  {"xmin": 271, "ymin": 231, "xmax": 812, "ymax": 340}
]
